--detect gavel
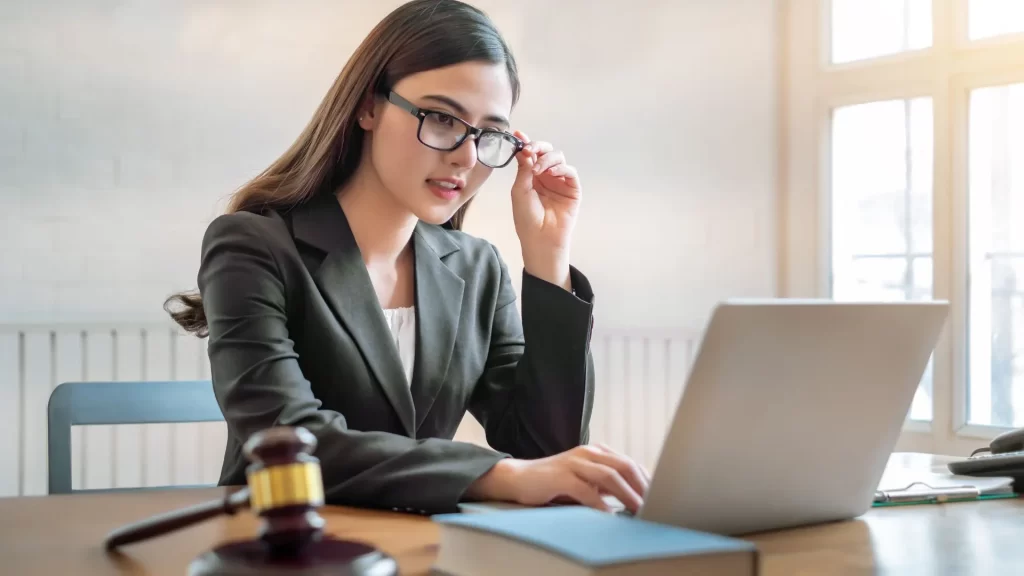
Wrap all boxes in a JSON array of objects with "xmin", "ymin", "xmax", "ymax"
[{"xmin": 104, "ymin": 426, "xmax": 398, "ymax": 576}]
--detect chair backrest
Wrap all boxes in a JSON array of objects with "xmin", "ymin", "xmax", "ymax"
[{"xmin": 46, "ymin": 380, "xmax": 224, "ymax": 494}]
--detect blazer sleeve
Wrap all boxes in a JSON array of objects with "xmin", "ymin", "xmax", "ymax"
[
  {"xmin": 466, "ymin": 245, "xmax": 597, "ymax": 459},
  {"xmin": 199, "ymin": 214, "xmax": 505, "ymax": 514}
]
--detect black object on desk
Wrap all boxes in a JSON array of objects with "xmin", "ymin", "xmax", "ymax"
[
  {"xmin": 947, "ymin": 450, "xmax": 1024, "ymax": 487},
  {"xmin": 949, "ymin": 427, "xmax": 1024, "ymax": 490}
]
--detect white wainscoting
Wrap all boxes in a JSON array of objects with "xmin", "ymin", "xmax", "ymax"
[
  {"xmin": 0, "ymin": 324, "xmax": 223, "ymax": 496},
  {"xmin": 0, "ymin": 323, "xmax": 698, "ymax": 497},
  {"xmin": 586, "ymin": 329, "xmax": 698, "ymax": 471}
]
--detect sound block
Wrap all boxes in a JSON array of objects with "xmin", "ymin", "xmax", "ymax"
[{"xmin": 188, "ymin": 536, "xmax": 399, "ymax": 576}]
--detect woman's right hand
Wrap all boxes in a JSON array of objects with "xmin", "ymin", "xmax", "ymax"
[{"xmin": 468, "ymin": 445, "xmax": 650, "ymax": 514}]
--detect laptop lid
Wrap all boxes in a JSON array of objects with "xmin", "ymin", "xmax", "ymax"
[{"xmin": 638, "ymin": 299, "xmax": 949, "ymax": 536}]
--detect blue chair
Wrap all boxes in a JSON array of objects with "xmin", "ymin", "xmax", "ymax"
[{"xmin": 46, "ymin": 380, "xmax": 224, "ymax": 494}]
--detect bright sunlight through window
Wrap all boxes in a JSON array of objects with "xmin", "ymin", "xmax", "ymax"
[
  {"xmin": 969, "ymin": 0, "xmax": 1024, "ymax": 41},
  {"xmin": 831, "ymin": 0, "xmax": 932, "ymax": 64},
  {"xmin": 968, "ymin": 83, "xmax": 1024, "ymax": 428},
  {"xmin": 831, "ymin": 98, "xmax": 934, "ymax": 422}
]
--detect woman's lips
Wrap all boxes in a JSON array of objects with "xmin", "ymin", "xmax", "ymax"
[{"xmin": 426, "ymin": 179, "xmax": 462, "ymax": 200}]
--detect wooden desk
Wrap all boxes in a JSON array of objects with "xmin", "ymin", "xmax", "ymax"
[{"xmin": 2, "ymin": 454, "xmax": 1022, "ymax": 575}]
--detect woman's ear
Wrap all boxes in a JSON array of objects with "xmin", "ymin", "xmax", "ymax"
[{"xmin": 357, "ymin": 94, "xmax": 377, "ymax": 131}]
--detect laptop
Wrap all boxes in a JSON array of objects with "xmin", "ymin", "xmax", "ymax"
[
  {"xmin": 459, "ymin": 299, "xmax": 949, "ymax": 536},
  {"xmin": 634, "ymin": 299, "xmax": 949, "ymax": 535}
]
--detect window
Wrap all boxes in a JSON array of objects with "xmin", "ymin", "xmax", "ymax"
[
  {"xmin": 968, "ymin": 0, "xmax": 1024, "ymax": 41},
  {"xmin": 830, "ymin": 98, "xmax": 934, "ymax": 421},
  {"xmin": 830, "ymin": 0, "xmax": 932, "ymax": 64},
  {"xmin": 784, "ymin": 0, "xmax": 1024, "ymax": 455},
  {"xmin": 968, "ymin": 83, "xmax": 1024, "ymax": 428}
]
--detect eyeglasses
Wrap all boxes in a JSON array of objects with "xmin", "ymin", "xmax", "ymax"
[{"xmin": 384, "ymin": 90, "xmax": 524, "ymax": 168}]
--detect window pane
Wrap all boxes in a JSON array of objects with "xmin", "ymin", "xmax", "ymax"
[
  {"xmin": 968, "ymin": 83, "xmax": 1024, "ymax": 428},
  {"xmin": 913, "ymin": 257, "xmax": 933, "ymax": 300},
  {"xmin": 969, "ymin": 0, "xmax": 1024, "ymax": 41},
  {"xmin": 831, "ymin": 0, "xmax": 932, "ymax": 64},
  {"xmin": 831, "ymin": 98, "xmax": 934, "ymax": 421}
]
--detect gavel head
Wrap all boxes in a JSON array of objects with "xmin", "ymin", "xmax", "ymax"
[{"xmin": 243, "ymin": 426, "xmax": 327, "ymax": 558}]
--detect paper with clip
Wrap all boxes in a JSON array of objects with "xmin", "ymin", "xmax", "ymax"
[{"xmin": 874, "ymin": 463, "xmax": 1015, "ymax": 505}]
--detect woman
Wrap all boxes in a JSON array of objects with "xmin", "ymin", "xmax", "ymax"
[{"xmin": 166, "ymin": 0, "xmax": 648, "ymax": 515}]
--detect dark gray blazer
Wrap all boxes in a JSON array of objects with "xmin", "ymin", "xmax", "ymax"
[{"xmin": 197, "ymin": 191, "xmax": 596, "ymax": 514}]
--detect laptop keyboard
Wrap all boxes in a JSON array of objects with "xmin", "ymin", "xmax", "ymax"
[{"xmin": 602, "ymin": 494, "xmax": 634, "ymax": 516}]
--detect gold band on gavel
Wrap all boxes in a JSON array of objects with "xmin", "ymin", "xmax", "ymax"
[{"xmin": 246, "ymin": 462, "xmax": 325, "ymax": 513}]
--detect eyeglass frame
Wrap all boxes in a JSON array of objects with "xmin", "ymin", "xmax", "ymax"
[{"xmin": 381, "ymin": 90, "xmax": 525, "ymax": 168}]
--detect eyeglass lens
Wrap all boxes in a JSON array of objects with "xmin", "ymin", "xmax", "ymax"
[{"xmin": 419, "ymin": 112, "xmax": 519, "ymax": 167}]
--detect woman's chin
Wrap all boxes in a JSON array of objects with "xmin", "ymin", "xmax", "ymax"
[
  {"xmin": 412, "ymin": 204, "xmax": 463, "ymax": 228},
  {"xmin": 412, "ymin": 210, "xmax": 453, "ymax": 227}
]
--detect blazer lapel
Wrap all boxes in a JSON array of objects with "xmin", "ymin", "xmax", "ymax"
[
  {"xmin": 411, "ymin": 222, "xmax": 464, "ymax": 432},
  {"xmin": 290, "ymin": 193, "xmax": 416, "ymax": 437}
]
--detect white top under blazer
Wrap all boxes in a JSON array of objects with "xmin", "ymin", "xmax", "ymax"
[{"xmin": 381, "ymin": 306, "xmax": 416, "ymax": 388}]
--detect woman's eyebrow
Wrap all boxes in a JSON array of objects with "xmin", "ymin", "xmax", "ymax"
[{"xmin": 420, "ymin": 94, "xmax": 509, "ymax": 126}]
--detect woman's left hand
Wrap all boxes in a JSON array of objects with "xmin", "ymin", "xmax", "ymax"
[{"xmin": 509, "ymin": 130, "xmax": 581, "ymax": 290}]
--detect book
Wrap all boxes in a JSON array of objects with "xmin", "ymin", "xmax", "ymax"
[
  {"xmin": 431, "ymin": 506, "xmax": 759, "ymax": 575},
  {"xmin": 457, "ymin": 495, "xmax": 627, "ymax": 515}
]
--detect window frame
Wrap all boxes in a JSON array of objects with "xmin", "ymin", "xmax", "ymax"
[{"xmin": 782, "ymin": 0, "xmax": 1024, "ymax": 456}]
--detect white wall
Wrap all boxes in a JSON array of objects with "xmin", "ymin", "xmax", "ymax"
[
  {"xmin": 0, "ymin": 0, "xmax": 777, "ymax": 331},
  {"xmin": 0, "ymin": 0, "xmax": 777, "ymax": 494}
]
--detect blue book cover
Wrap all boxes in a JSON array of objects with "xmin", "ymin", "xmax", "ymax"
[{"xmin": 432, "ymin": 506, "xmax": 757, "ymax": 568}]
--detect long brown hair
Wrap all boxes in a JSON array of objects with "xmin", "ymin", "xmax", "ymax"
[{"xmin": 165, "ymin": 0, "xmax": 520, "ymax": 338}]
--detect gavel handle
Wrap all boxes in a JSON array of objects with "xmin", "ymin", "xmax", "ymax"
[{"xmin": 104, "ymin": 487, "xmax": 251, "ymax": 549}]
